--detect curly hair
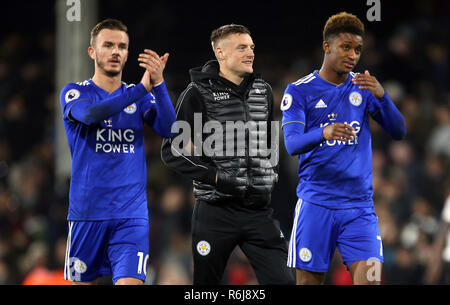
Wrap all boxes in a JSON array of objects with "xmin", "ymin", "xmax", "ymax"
[{"xmin": 323, "ymin": 12, "xmax": 364, "ymax": 41}]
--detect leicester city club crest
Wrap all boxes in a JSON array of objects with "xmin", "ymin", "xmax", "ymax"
[
  {"xmin": 196, "ymin": 240, "xmax": 211, "ymax": 256},
  {"xmin": 349, "ymin": 91, "xmax": 362, "ymax": 106},
  {"xmin": 299, "ymin": 248, "xmax": 312, "ymax": 262},
  {"xmin": 124, "ymin": 103, "xmax": 137, "ymax": 114}
]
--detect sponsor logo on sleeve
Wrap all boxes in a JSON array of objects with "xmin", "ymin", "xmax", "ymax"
[
  {"xmin": 281, "ymin": 93, "xmax": 293, "ymax": 111},
  {"xmin": 65, "ymin": 89, "xmax": 80, "ymax": 103}
]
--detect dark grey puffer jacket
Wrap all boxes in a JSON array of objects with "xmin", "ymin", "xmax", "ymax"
[{"xmin": 161, "ymin": 60, "xmax": 278, "ymax": 208}]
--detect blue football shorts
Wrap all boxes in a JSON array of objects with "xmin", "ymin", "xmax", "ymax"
[
  {"xmin": 64, "ymin": 218, "xmax": 149, "ymax": 284},
  {"xmin": 287, "ymin": 198, "xmax": 383, "ymax": 272}
]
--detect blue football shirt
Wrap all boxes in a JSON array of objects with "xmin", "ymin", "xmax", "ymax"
[
  {"xmin": 60, "ymin": 79, "xmax": 157, "ymax": 220},
  {"xmin": 281, "ymin": 71, "xmax": 383, "ymax": 209}
]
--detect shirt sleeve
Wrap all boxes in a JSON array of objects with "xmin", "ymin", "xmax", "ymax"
[
  {"xmin": 60, "ymin": 83, "xmax": 89, "ymax": 121},
  {"xmin": 141, "ymin": 81, "xmax": 177, "ymax": 138},
  {"xmin": 139, "ymin": 91, "xmax": 156, "ymax": 118},
  {"xmin": 60, "ymin": 82, "xmax": 149, "ymax": 125},
  {"xmin": 281, "ymin": 84, "xmax": 306, "ymax": 128},
  {"xmin": 281, "ymin": 84, "xmax": 324, "ymax": 155},
  {"xmin": 367, "ymin": 91, "xmax": 406, "ymax": 140}
]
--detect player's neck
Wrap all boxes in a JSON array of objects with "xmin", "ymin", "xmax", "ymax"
[
  {"xmin": 91, "ymin": 71, "xmax": 122, "ymax": 93},
  {"xmin": 219, "ymin": 68, "xmax": 244, "ymax": 86},
  {"xmin": 318, "ymin": 65, "xmax": 348, "ymax": 86}
]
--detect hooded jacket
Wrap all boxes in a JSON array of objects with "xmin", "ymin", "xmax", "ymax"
[{"xmin": 161, "ymin": 60, "xmax": 278, "ymax": 208}]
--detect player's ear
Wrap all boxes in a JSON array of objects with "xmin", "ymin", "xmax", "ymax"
[
  {"xmin": 215, "ymin": 47, "xmax": 225, "ymax": 61},
  {"xmin": 322, "ymin": 40, "xmax": 330, "ymax": 54},
  {"xmin": 88, "ymin": 46, "xmax": 95, "ymax": 60}
]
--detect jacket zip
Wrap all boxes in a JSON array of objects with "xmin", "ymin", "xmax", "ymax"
[
  {"xmin": 242, "ymin": 93, "xmax": 251, "ymax": 198},
  {"xmin": 223, "ymin": 84, "xmax": 251, "ymax": 197}
]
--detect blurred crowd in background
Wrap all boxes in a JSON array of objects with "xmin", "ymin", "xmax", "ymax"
[{"xmin": 0, "ymin": 0, "xmax": 449, "ymax": 285}]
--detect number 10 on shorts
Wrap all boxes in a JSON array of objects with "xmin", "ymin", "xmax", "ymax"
[{"xmin": 137, "ymin": 252, "xmax": 149, "ymax": 275}]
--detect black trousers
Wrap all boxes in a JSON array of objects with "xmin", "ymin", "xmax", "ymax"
[{"xmin": 191, "ymin": 199, "xmax": 296, "ymax": 285}]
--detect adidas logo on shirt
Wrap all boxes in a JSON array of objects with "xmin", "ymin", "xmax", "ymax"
[{"xmin": 315, "ymin": 99, "xmax": 327, "ymax": 108}]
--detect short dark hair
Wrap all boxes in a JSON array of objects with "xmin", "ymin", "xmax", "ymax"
[
  {"xmin": 323, "ymin": 12, "xmax": 364, "ymax": 41},
  {"xmin": 210, "ymin": 24, "xmax": 251, "ymax": 49},
  {"xmin": 90, "ymin": 18, "xmax": 128, "ymax": 46}
]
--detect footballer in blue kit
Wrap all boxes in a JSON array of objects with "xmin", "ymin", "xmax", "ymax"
[
  {"xmin": 60, "ymin": 19, "xmax": 176, "ymax": 284},
  {"xmin": 282, "ymin": 13, "xmax": 406, "ymax": 284}
]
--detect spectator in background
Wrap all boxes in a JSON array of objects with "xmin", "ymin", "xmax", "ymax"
[
  {"xmin": 2, "ymin": 94, "xmax": 29, "ymax": 162},
  {"xmin": 428, "ymin": 103, "xmax": 450, "ymax": 159},
  {"xmin": 426, "ymin": 191, "xmax": 450, "ymax": 284},
  {"xmin": 22, "ymin": 238, "xmax": 70, "ymax": 285},
  {"xmin": 149, "ymin": 185, "xmax": 192, "ymax": 272}
]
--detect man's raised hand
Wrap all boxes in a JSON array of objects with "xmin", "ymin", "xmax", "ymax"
[
  {"xmin": 138, "ymin": 49, "xmax": 169, "ymax": 87},
  {"xmin": 351, "ymin": 70, "xmax": 385, "ymax": 99}
]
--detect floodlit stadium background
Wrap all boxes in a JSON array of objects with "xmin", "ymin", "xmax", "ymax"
[{"xmin": 0, "ymin": 0, "xmax": 449, "ymax": 284}]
